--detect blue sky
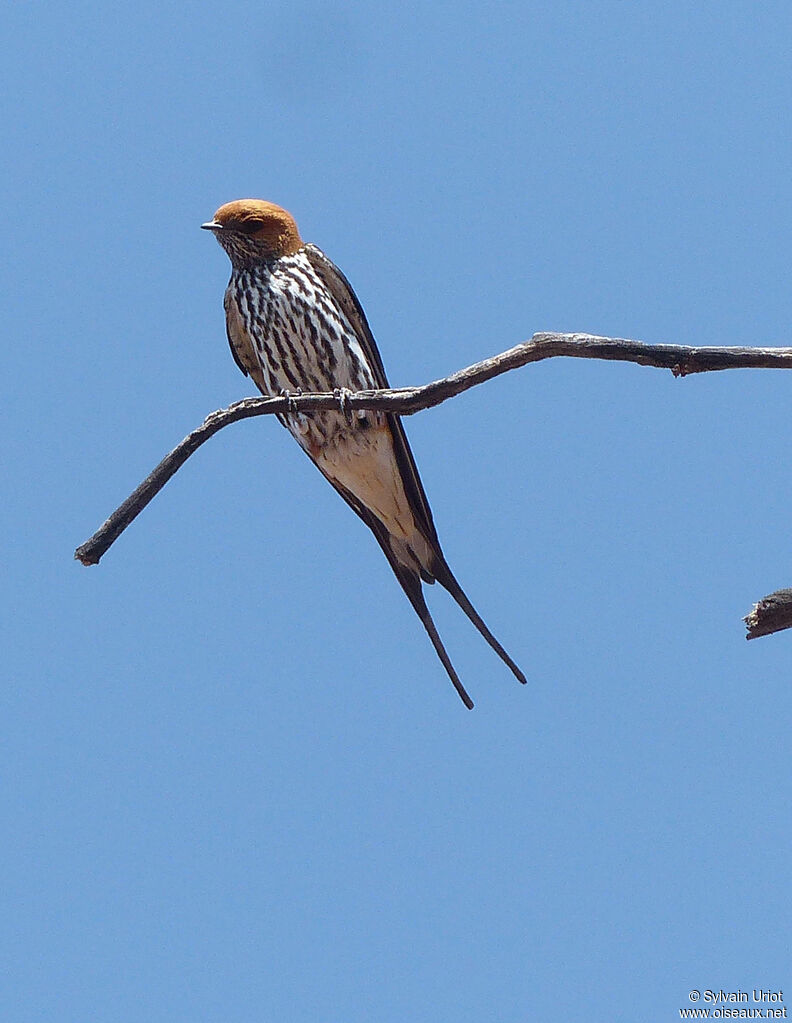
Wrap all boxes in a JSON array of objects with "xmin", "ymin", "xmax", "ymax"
[{"xmin": 3, "ymin": 1, "xmax": 791, "ymax": 1020}]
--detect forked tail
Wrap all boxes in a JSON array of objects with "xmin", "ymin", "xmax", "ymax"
[{"xmin": 432, "ymin": 558, "xmax": 527, "ymax": 686}]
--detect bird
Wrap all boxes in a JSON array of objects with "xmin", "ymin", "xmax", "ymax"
[{"xmin": 202, "ymin": 199, "xmax": 525, "ymax": 708}]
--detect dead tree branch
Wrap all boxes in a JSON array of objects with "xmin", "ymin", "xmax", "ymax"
[
  {"xmin": 745, "ymin": 590, "xmax": 792, "ymax": 640},
  {"xmin": 75, "ymin": 331, "xmax": 792, "ymax": 638}
]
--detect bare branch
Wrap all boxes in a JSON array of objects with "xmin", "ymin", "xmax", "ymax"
[
  {"xmin": 75, "ymin": 331, "xmax": 792, "ymax": 567},
  {"xmin": 745, "ymin": 590, "xmax": 792, "ymax": 640}
]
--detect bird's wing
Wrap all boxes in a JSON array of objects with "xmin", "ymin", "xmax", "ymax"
[{"xmin": 303, "ymin": 243, "xmax": 441, "ymax": 548}]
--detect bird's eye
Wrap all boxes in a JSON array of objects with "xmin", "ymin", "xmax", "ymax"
[{"xmin": 239, "ymin": 220, "xmax": 265, "ymax": 234}]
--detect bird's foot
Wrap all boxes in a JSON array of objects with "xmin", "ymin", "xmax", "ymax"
[
  {"xmin": 279, "ymin": 387, "xmax": 303, "ymax": 415},
  {"xmin": 334, "ymin": 387, "xmax": 355, "ymax": 426}
]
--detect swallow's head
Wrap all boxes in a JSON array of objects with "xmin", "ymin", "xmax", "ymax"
[{"xmin": 202, "ymin": 199, "xmax": 303, "ymax": 266}]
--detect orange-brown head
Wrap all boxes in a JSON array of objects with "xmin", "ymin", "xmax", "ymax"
[{"xmin": 202, "ymin": 199, "xmax": 303, "ymax": 267}]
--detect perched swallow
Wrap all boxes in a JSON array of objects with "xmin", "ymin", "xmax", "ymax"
[{"xmin": 203, "ymin": 199, "xmax": 525, "ymax": 707}]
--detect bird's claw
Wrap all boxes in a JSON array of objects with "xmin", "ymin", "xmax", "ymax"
[
  {"xmin": 279, "ymin": 387, "xmax": 302, "ymax": 415},
  {"xmin": 334, "ymin": 387, "xmax": 355, "ymax": 426}
]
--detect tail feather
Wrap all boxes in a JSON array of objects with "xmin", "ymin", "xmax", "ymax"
[
  {"xmin": 395, "ymin": 564, "xmax": 474, "ymax": 709},
  {"xmin": 401, "ymin": 568, "xmax": 474, "ymax": 703},
  {"xmin": 433, "ymin": 558, "xmax": 527, "ymax": 686},
  {"xmin": 414, "ymin": 601, "xmax": 475, "ymax": 710}
]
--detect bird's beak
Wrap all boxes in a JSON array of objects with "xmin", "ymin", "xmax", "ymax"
[{"xmin": 201, "ymin": 220, "xmax": 222, "ymax": 231}]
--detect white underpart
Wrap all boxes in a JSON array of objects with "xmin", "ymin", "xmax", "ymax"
[{"xmin": 317, "ymin": 429, "xmax": 412, "ymax": 538}]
